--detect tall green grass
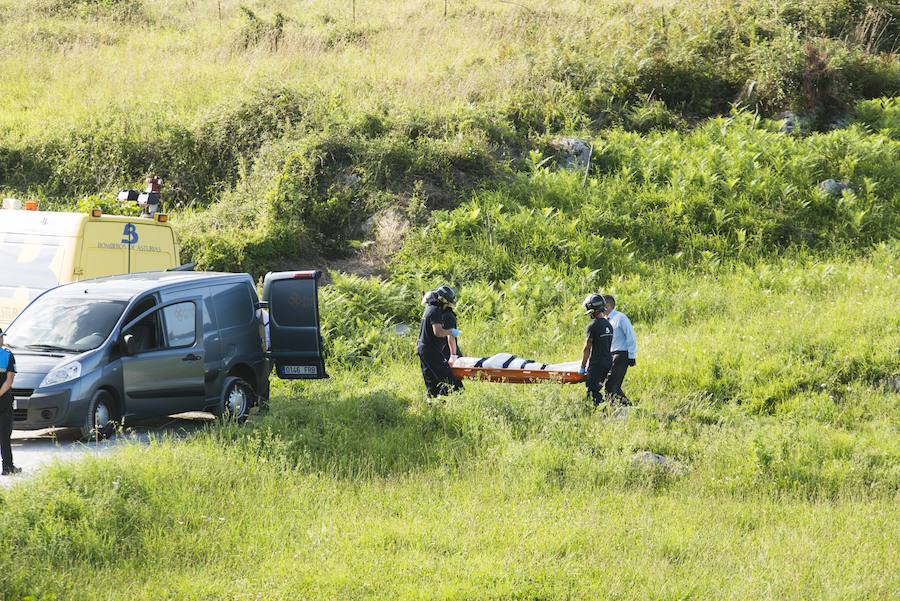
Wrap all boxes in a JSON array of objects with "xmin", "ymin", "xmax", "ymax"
[
  {"xmin": 2, "ymin": 443, "xmax": 897, "ymax": 599},
  {"xmin": 0, "ymin": 251, "xmax": 896, "ymax": 599}
]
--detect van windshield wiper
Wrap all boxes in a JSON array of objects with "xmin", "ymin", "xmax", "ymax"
[{"xmin": 24, "ymin": 344, "xmax": 79, "ymax": 353}]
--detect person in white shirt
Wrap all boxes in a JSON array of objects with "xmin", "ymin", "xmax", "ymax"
[{"xmin": 603, "ymin": 295, "xmax": 637, "ymax": 405}]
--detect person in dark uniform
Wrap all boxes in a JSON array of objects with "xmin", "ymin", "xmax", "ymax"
[
  {"xmin": 417, "ymin": 285, "xmax": 463, "ymax": 399},
  {"xmin": 0, "ymin": 328, "xmax": 21, "ymax": 475},
  {"xmin": 578, "ymin": 294, "xmax": 613, "ymax": 406},
  {"xmin": 422, "ymin": 289, "xmax": 463, "ymax": 362}
]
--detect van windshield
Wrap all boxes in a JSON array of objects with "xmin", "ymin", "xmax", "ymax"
[{"xmin": 5, "ymin": 297, "xmax": 127, "ymax": 353}]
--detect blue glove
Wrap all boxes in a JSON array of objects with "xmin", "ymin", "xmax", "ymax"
[
  {"xmin": 578, "ymin": 366, "xmax": 586, "ymax": 375},
  {"xmin": 450, "ymin": 328, "xmax": 461, "ymax": 337}
]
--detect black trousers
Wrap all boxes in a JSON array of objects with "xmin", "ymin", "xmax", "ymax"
[
  {"xmin": 0, "ymin": 401, "xmax": 13, "ymax": 469},
  {"xmin": 418, "ymin": 348, "xmax": 463, "ymax": 398},
  {"xmin": 585, "ymin": 362, "xmax": 611, "ymax": 406},
  {"xmin": 605, "ymin": 351, "xmax": 630, "ymax": 402}
]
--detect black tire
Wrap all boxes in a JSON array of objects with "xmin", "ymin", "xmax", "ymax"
[
  {"xmin": 215, "ymin": 376, "xmax": 253, "ymax": 423},
  {"xmin": 79, "ymin": 390, "xmax": 117, "ymax": 441}
]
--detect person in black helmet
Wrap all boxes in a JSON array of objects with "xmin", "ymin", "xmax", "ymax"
[
  {"xmin": 417, "ymin": 285, "xmax": 463, "ymax": 398},
  {"xmin": 421, "ymin": 289, "xmax": 461, "ymax": 361},
  {"xmin": 578, "ymin": 294, "xmax": 613, "ymax": 406}
]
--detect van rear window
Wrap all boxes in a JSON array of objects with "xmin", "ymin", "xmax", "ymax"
[
  {"xmin": 210, "ymin": 284, "xmax": 253, "ymax": 329},
  {"xmin": 269, "ymin": 280, "xmax": 317, "ymax": 328}
]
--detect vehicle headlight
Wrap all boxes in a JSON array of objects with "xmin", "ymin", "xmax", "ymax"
[{"xmin": 39, "ymin": 362, "xmax": 82, "ymax": 388}]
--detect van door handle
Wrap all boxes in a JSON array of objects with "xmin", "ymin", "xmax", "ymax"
[{"xmin": 182, "ymin": 353, "xmax": 201, "ymax": 362}]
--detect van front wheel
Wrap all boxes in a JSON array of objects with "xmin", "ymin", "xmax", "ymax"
[
  {"xmin": 80, "ymin": 390, "xmax": 117, "ymax": 441},
  {"xmin": 216, "ymin": 377, "xmax": 253, "ymax": 423}
]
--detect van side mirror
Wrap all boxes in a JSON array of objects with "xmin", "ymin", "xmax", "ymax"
[{"xmin": 121, "ymin": 334, "xmax": 138, "ymax": 356}]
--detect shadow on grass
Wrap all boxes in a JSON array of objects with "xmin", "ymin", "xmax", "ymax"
[{"xmin": 211, "ymin": 388, "xmax": 476, "ymax": 479}]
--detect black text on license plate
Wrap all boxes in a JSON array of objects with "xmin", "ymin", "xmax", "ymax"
[{"xmin": 283, "ymin": 365, "xmax": 317, "ymax": 376}]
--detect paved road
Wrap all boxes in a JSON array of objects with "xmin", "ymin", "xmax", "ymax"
[{"xmin": 0, "ymin": 412, "xmax": 214, "ymax": 487}]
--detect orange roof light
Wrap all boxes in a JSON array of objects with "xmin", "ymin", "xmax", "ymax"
[
  {"xmin": 154, "ymin": 213, "xmax": 168, "ymax": 223},
  {"xmin": 90, "ymin": 208, "xmax": 103, "ymax": 218},
  {"xmin": 24, "ymin": 200, "xmax": 38, "ymax": 211}
]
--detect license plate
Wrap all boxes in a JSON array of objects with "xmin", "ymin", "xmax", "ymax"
[{"xmin": 283, "ymin": 365, "xmax": 317, "ymax": 376}]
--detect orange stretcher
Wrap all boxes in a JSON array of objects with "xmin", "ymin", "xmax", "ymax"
[{"xmin": 450, "ymin": 366, "xmax": 585, "ymax": 384}]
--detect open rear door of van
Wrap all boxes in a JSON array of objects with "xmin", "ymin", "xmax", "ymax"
[{"xmin": 263, "ymin": 270, "xmax": 328, "ymax": 380}]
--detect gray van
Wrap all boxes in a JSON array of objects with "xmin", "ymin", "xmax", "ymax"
[{"xmin": 2, "ymin": 270, "xmax": 326, "ymax": 439}]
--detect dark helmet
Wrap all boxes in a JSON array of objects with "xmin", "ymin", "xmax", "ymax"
[
  {"xmin": 582, "ymin": 293, "xmax": 605, "ymax": 314},
  {"xmin": 434, "ymin": 285, "xmax": 457, "ymax": 306}
]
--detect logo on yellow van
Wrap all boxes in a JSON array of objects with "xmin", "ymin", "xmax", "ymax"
[
  {"xmin": 121, "ymin": 223, "xmax": 139, "ymax": 245},
  {"xmin": 97, "ymin": 224, "xmax": 162, "ymax": 252}
]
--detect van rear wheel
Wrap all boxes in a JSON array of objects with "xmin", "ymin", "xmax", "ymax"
[
  {"xmin": 79, "ymin": 390, "xmax": 117, "ymax": 441},
  {"xmin": 216, "ymin": 377, "xmax": 253, "ymax": 423}
]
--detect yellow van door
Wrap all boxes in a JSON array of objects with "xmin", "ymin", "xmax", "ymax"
[
  {"xmin": 129, "ymin": 222, "xmax": 178, "ymax": 272},
  {"xmin": 80, "ymin": 221, "xmax": 130, "ymax": 278},
  {"xmin": 80, "ymin": 221, "xmax": 177, "ymax": 278}
]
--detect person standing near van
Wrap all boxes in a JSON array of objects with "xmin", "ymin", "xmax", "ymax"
[
  {"xmin": 579, "ymin": 294, "xmax": 613, "ymax": 406},
  {"xmin": 417, "ymin": 286, "xmax": 463, "ymax": 398},
  {"xmin": 604, "ymin": 295, "xmax": 637, "ymax": 405},
  {"xmin": 0, "ymin": 328, "xmax": 21, "ymax": 475}
]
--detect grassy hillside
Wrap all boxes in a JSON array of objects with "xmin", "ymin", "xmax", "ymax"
[
  {"xmin": 0, "ymin": 0, "xmax": 898, "ymax": 266},
  {"xmin": 4, "ymin": 0, "xmax": 895, "ymax": 129},
  {"xmin": 0, "ymin": 0, "xmax": 898, "ymax": 599}
]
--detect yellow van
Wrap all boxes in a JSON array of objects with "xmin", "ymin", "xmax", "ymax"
[{"xmin": 0, "ymin": 208, "xmax": 180, "ymax": 327}]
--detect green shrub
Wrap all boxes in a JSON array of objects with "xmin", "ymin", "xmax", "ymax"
[
  {"xmin": 74, "ymin": 193, "xmax": 140, "ymax": 215},
  {"xmin": 319, "ymin": 272, "xmax": 420, "ymax": 366},
  {"xmin": 234, "ymin": 6, "xmax": 287, "ymax": 52},
  {"xmin": 395, "ymin": 112, "xmax": 899, "ymax": 286},
  {"xmin": 625, "ymin": 99, "xmax": 688, "ymax": 133},
  {"xmin": 855, "ymin": 96, "xmax": 900, "ymax": 138}
]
